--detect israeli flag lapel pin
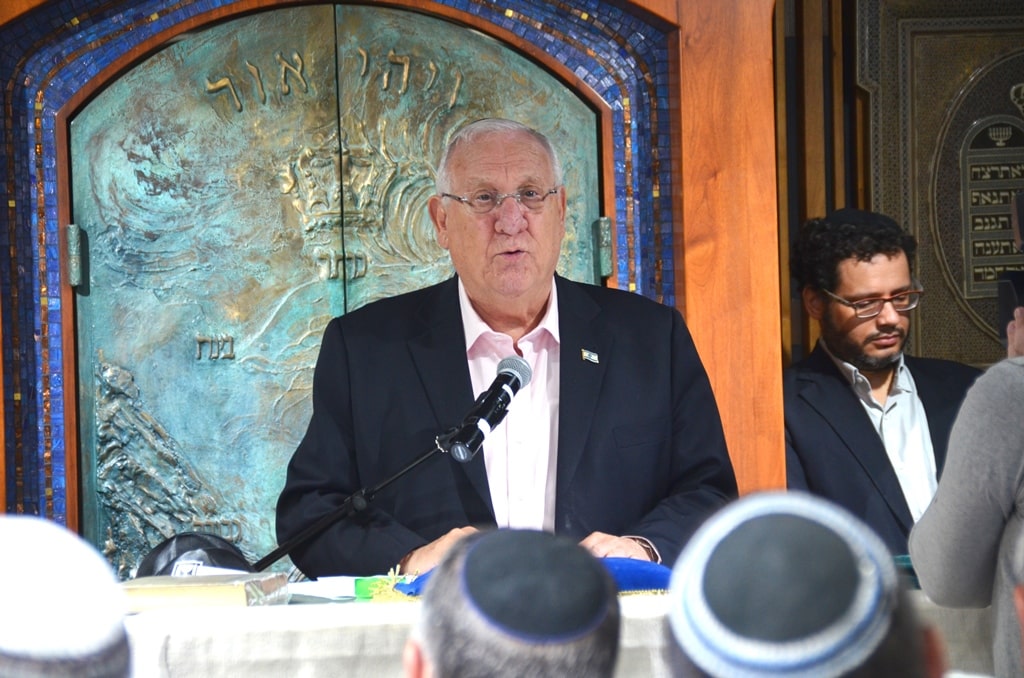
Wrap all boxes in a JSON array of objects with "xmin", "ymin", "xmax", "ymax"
[{"xmin": 581, "ymin": 348, "xmax": 599, "ymax": 364}]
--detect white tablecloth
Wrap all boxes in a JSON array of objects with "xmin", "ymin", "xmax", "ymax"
[{"xmin": 123, "ymin": 589, "xmax": 994, "ymax": 677}]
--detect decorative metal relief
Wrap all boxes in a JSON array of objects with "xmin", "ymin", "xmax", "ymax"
[
  {"xmin": 860, "ymin": 4, "xmax": 1024, "ymax": 364},
  {"xmin": 70, "ymin": 4, "xmax": 599, "ymax": 576},
  {"xmin": 959, "ymin": 115, "xmax": 1024, "ymax": 299},
  {"xmin": 333, "ymin": 5, "xmax": 599, "ymax": 312},
  {"xmin": 933, "ymin": 47, "xmax": 1024, "ymax": 349}
]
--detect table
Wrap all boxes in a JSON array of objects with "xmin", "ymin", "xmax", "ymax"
[
  {"xmin": 123, "ymin": 590, "xmax": 994, "ymax": 677},
  {"xmin": 124, "ymin": 593, "xmax": 670, "ymax": 677}
]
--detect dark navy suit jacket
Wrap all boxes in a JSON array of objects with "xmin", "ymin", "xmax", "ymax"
[
  {"xmin": 785, "ymin": 342, "xmax": 980, "ymax": 554},
  {"xmin": 276, "ymin": 275, "xmax": 737, "ymax": 576}
]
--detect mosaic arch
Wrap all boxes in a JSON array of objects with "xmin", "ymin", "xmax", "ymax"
[{"xmin": 1, "ymin": 0, "xmax": 675, "ymax": 524}]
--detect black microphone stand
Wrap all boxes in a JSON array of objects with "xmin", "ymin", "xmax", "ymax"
[{"xmin": 252, "ymin": 428, "xmax": 464, "ymax": 572}]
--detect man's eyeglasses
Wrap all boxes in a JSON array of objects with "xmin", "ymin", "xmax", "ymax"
[
  {"xmin": 441, "ymin": 186, "xmax": 560, "ymax": 214},
  {"xmin": 821, "ymin": 288, "xmax": 924, "ymax": 318}
]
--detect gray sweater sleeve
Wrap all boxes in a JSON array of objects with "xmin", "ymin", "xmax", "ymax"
[{"xmin": 908, "ymin": 357, "xmax": 1024, "ymax": 607}]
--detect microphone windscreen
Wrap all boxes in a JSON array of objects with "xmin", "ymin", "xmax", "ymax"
[{"xmin": 497, "ymin": 355, "xmax": 532, "ymax": 388}]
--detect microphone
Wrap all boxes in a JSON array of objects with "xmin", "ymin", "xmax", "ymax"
[
  {"xmin": 448, "ymin": 355, "xmax": 532, "ymax": 463},
  {"xmin": 248, "ymin": 356, "xmax": 531, "ymax": 572}
]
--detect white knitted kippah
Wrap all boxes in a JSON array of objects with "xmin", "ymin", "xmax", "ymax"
[
  {"xmin": 667, "ymin": 491, "xmax": 898, "ymax": 678},
  {"xmin": 0, "ymin": 515, "xmax": 128, "ymax": 663}
]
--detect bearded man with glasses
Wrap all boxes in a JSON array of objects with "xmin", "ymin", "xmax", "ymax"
[
  {"xmin": 784, "ymin": 208, "xmax": 981, "ymax": 555},
  {"xmin": 276, "ymin": 118, "xmax": 737, "ymax": 577}
]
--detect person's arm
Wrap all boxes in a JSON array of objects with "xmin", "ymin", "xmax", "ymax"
[
  {"xmin": 1008, "ymin": 306, "xmax": 1024, "ymax": 358},
  {"xmin": 909, "ymin": 359, "xmax": 1024, "ymax": 607},
  {"xmin": 612, "ymin": 307, "xmax": 738, "ymax": 565},
  {"xmin": 577, "ymin": 532, "xmax": 656, "ymax": 561},
  {"xmin": 275, "ymin": 318, "xmax": 434, "ymax": 577},
  {"xmin": 397, "ymin": 526, "xmax": 478, "ymax": 575}
]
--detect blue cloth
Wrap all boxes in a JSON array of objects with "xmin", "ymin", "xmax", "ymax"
[{"xmin": 394, "ymin": 556, "xmax": 670, "ymax": 597}]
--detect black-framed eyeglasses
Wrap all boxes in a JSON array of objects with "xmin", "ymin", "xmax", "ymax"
[
  {"xmin": 440, "ymin": 186, "xmax": 561, "ymax": 214},
  {"xmin": 821, "ymin": 288, "xmax": 924, "ymax": 318}
]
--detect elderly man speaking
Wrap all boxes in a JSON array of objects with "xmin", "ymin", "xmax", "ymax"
[{"xmin": 275, "ymin": 118, "xmax": 736, "ymax": 576}]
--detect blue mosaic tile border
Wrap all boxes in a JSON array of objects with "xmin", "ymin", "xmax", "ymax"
[{"xmin": 0, "ymin": 0, "xmax": 674, "ymax": 518}]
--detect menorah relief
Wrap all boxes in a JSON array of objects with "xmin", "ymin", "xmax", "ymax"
[{"xmin": 988, "ymin": 125, "xmax": 1013, "ymax": 146}]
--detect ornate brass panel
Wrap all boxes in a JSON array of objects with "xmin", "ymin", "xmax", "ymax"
[
  {"xmin": 858, "ymin": 1, "xmax": 1024, "ymax": 365},
  {"xmin": 70, "ymin": 4, "xmax": 599, "ymax": 576}
]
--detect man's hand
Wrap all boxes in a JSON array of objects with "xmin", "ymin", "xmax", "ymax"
[
  {"xmin": 1009, "ymin": 306, "xmax": 1024, "ymax": 358},
  {"xmin": 578, "ymin": 531, "xmax": 652, "ymax": 560},
  {"xmin": 399, "ymin": 526, "xmax": 479, "ymax": 575}
]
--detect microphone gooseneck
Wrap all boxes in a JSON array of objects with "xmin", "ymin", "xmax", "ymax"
[{"xmin": 448, "ymin": 356, "xmax": 532, "ymax": 463}]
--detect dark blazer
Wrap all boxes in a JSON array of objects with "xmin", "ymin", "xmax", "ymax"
[
  {"xmin": 276, "ymin": 275, "xmax": 737, "ymax": 576},
  {"xmin": 784, "ymin": 342, "xmax": 981, "ymax": 554}
]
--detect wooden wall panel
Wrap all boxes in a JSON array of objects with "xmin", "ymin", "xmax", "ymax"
[
  {"xmin": 671, "ymin": 0, "xmax": 785, "ymax": 493},
  {"xmin": 0, "ymin": 0, "xmax": 45, "ymax": 25}
]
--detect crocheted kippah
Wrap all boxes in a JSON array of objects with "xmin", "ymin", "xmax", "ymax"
[
  {"xmin": 668, "ymin": 492, "xmax": 898, "ymax": 678},
  {"xmin": 0, "ymin": 515, "xmax": 129, "ymax": 678},
  {"xmin": 460, "ymin": 529, "xmax": 614, "ymax": 643}
]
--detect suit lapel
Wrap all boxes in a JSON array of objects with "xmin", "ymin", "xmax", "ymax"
[
  {"xmin": 798, "ymin": 346, "xmax": 915, "ymax": 530},
  {"xmin": 405, "ymin": 278, "xmax": 493, "ymax": 514},
  {"xmin": 554, "ymin": 278, "xmax": 611, "ymax": 493}
]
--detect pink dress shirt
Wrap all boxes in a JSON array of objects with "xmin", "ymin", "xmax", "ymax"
[{"xmin": 458, "ymin": 279, "xmax": 561, "ymax": 531}]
